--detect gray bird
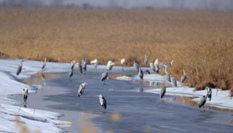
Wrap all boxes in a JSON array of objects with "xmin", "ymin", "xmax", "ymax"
[
  {"xmin": 41, "ymin": 58, "xmax": 46, "ymax": 70},
  {"xmin": 76, "ymin": 62, "xmax": 83, "ymax": 74},
  {"xmin": 81, "ymin": 57, "xmax": 87, "ymax": 71},
  {"xmin": 16, "ymin": 60, "xmax": 23, "ymax": 75},
  {"xmin": 78, "ymin": 82, "xmax": 88, "ymax": 97},
  {"xmin": 206, "ymin": 86, "xmax": 212, "ymax": 101},
  {"xmin": 98, "ymin": 94, "xmax": 107, "ymax": 109},
  {"xmin": 180, "ymin": 68, "xmax": 186, "ymax": 83},
  {"xmin": 71, "ymin": 59, "xmax": 76, "ymax": 69},
  {"xmin": 198, "ymin": 94, "xmax": 207, "ymax": 110},
  {"xmin": 171, "ymin": 76, "xmax": 177, "ymax": 87},
  {"xmin": 133, "ymin": 61, "xmax": 139, "ymax": 72},
  {"xmin": 138, "ymin": 67, "xmax": 144, "ymax": 80},
  {"xmin": 160, "ymin": 86, "xmax": 166, "ymax": 98},
  {"xmin": 150, "ymin": 63, "xmax": 155, "ymax": 72},
  {"xmin": 68, "ymin": 68, "xmax": 73, "ymax": 78},
  {"xmin": 101, "ymin": 69, "xmax": 108, "ymax": 82},
  {"xmin": 164, "ymin": 65, "xmax": 171, "ymax": 82},
  {"xmin": 23, "ymin": 87, "xmax": 28, "ymax": 102},
  {"xmin": 144, "ymin": 54, "xmax": 148, "ymax": 65}
]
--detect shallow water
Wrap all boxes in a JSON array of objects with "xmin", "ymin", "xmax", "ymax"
[{"xmin": 12, "ymin": 69, "xmax": 233, "ymax": 133}]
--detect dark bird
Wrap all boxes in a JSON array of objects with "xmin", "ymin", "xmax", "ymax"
[
  {"xmin": 138, "ymin": 67, "xmax": 144, "ymax": 80},
  {"xmin": 68, "ymin": 68, "xmax": 74, "ymax": 79},
  {"xmin": 160, "ymin": 86, "xmax": 166, "ymax": 98},
  {"xmin": 16, "ymin": 60, "xmax": 23, "ymax": 75},
  {"xmin": 76, "ymin": 62, "xmax": 83, "ymax": 74},
  {"xmin": 206, "ymin": 86, "xmax": 212, "ymax": 101},
  {"xmin": 198, "ymin": 95, "xmax": 207, "ymax": 110},
  {"xmin": 98, "ymin": 94, "xmax": 107, "ymax": 109},
  {"xmin": 101, "ymin": 69, "xmax": 108, "ymax": 83}
]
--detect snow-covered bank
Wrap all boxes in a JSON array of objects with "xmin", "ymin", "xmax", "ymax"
[
  {"xmin": 116, "ymin": 73, "xmax": 233, "ymax": 110},
  {"xmin": 0, "ymin": 59, "xmax": 74, "ymax": 133}
]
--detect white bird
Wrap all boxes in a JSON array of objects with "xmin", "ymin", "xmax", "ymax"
[
  {"xmin": 150, "ymin": 63, "xmax": 155, "ymax": 72},
  {"xmin": 41, "ymin": 58, "xmax": 46, "ymax": 70},
  {"xmin": 180, "ymin": 68, "xmax": 186, "ymax": 83},
  {"xmin": 133, "ymin": 61, "xmax": 139, "ymax": 72},
  {"xmin": 138, "ymin": 67, "xmax": 143, "ymax": 80},
  {"xmin": 164, "ymin": 60, "xmax": 174, "ymax": 67},
  {"xmin": 154, "ymin": 59, "xmax": 160, "ymax": 73},
  {"xmin": 107, "ymin": 60, "xmax": 115, "ymax": 71},
  {"xmin": 23, "ymin": 87, "xmax": 28, "ymax": 102},
  {"xmin": 71, "ymin": 59, "xmax": 76, "ymax": 69},
  {"xmin": 16, "ymin": 60, "xmax": 23, "ymax": 75},
  {"xmin": 98, "ymin": 94, "xmax": 107, "ymax": 109},
  {"xmin": 76, "ymin": 62, "xmax": 83, "ymax": 74},
  {"xmin": 160, "ymin": 86, "xmax": 166, "ymax": 98},
  {"xmin": 121, "ymin": 59, "xmax": 126, "ymax": 71},
  {"xmin": 78, "ymin": 82, "xmax": 88, "ymax": 97},
  {"xmin": 90, "ymin": 59, "xmax": 98, "ymax": 69}
]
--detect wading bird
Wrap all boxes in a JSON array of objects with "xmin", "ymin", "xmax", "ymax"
[
  {"xmin": 101, "ymin": 69, "xmax": 108, "ymax": 83},
  {"xmin": 78, "ymin": 82, "xmax": 88, "ymax": 97},
  {"xmin": 107, "ymin": 60, "xmax": 115, "ymax": 71},
  {"xmin": 121, "ymin": 59, "xmax": 126, "ymax": 71},
  {"xmin": 81, "ymin": 57, "xmax": 87, "ymax": 71},
  {"xmin": 160, "ymin": 86, "xmax": 166, "ymax": 98},
  {"xmin": 164, "ymin": 65, "xmax": 171, "ymax": 82},
  {"xmin": 133, "ymin": 61, "xmax": 139, "ymax": 72},
  {"xmin": 138, "ymin": 67, "xmax": 144, "ymax": 80},
  {"xmin": 171, "ymin": 76, "xmax": 177, "ymax": 87},
  {"xmin": 154, "ymin": 59, "xmax": 160, "ymax": 73},
  {"xmin": 68, "ymin": 68, "xmax": 73, "ymax": 79},
  {"xmin": 16, "ymin": 60, "xmax": 23, "ymax": 75},
  {"xmin": 71, "ymin": 59, "xmax": 76, "ymax": 69},
  {"xmin": 150, "ymin": 63, "xmax": 155, "ymax": 72},
  {"xmin": 41, "ymin": 58, "xmax": 46, "ymax": 70},
  {"xmin": 90, "ymin": 59, "xmax": 98, "ymax": 69},
  {"xmin": 23, "ymin": 87, "xmax": 28, "ymax": 103},
  {"xmin": 206, "ymin": 86, "xmax": 212, "ymax": 101},
  {"xmin": 144, "ymin": 54, "xmax": 148, "ymax": 65},
  {"xmin": 180, "ymin": 68, "xmax": 186, "ymax": 83},
  {"xmin": 164, "ymin": 60, "xmax": 174, "ymax": 67},
  {"xmin": 198, "ymin": 93, "xmax": 207, "ymax": 111},
  {"xmin": 98, "ymin": 94, "xmax": 107, "ymax": 109},
  {"xmin": 76, "ymin": 62, "xmax": 82, "ymax": 74}
]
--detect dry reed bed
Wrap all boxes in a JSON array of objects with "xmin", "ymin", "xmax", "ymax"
[{"xmin": 0, "ymin": 8, "xmax": 233, "ymax": 95}]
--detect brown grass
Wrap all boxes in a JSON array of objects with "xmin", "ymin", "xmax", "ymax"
[{"xmin": 0, "ymin": 8, "xmax": 233, "ymax": 94}]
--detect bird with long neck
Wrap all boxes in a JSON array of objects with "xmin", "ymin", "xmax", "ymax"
[
  {"xmin": 144, "ymin": 54, "xmax": 148, "ymax": 65},
  {"xmin": 198, "ymin": 92, "xmax": 208, "ymax": 111},
  {"xmin": 164, "ymin": 65, "xmax": 171, "ymax": 82},
  {"xmin": 41, "ymin": 58, "xmax": 46, "ymax": 70},
  {"xmin": 180, "ymin": 68, "xmax": 187, "ymax": 83},
  {"xmin": 16, "ymin": 60, "xmax": 23, "ymax": 75}
]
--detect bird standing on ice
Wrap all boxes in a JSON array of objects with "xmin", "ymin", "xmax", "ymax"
[
  {"xmin": 41, "ymin": 58, "xmax": 46, "ymax": 70},
  {"xmin": 101, "ymin": 69, "xmax": 108, "ymax": 84},
  {"xmin": 138, "ymin": 67, "xmax": 144, "ymax": 80},
  {"xmin": 107, "ymin": 60, "xmax": 115, "ymax": 71},
  {"xmin": 23, "ymin": 87, "xmax": 28, "ymax": 103},
  {"xmin": 78, "ymin": 82, "xmax": 88, "ymax": 97},
  {"xmin": 121, "ymin": 59, "xmax": 126, "ymax": 71},
  {"xmin": 16, "ymin": 60, "xmax": 23, "ymax": 75},
  {"xmin": 160, "ymin": 86, "xmax": 166, "ymax": 98},
  {"xmin": 98, "ymin": 94, "xmax": 107, "ymax": 109}
]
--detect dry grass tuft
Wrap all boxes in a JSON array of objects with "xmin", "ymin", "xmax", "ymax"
[{"xmin": 0, "ymin": 8, "xmax": 233, "ymax": 95}]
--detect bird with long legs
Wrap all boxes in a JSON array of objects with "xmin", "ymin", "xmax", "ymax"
[
  {"xmin": 41, "ymin": 58, "xmax": 46, "ymax": 70},
  {"xmin": 16, "ymin": 60, "xmax": 23, "ymax": 75},
  {"xmin": 78, "ymin": 82, "xmax": 88, "ymax": 97},
  {"xmin": 98, "ymin": 94, "xmax": 107, "ymax": 109}
]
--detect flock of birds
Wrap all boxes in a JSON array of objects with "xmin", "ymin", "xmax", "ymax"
[{"xmin": 16, "ymin": 55, "xmax": 212, "ymax": 111}]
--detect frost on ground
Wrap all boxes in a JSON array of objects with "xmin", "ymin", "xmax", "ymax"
[
  {"xmin": 116, "ymin": 72, "xmax": 233, "ymax": 110},
  {"xmin": 0, "ymin": 59, "xmax": 73, "ymax": 133}
]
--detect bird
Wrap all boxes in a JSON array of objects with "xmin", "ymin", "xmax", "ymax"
[
  {"xmin": 133, "ymin": 61, "xmax": 139, "ymax": 72},
  {"xmin": 144, "ymin": 54, "xmax": 148, "ymax": 65},
  {"xmin": 71, "ymin": 59, "xmax": 76, "ymax": 69},
  {"xmin": 41, "ymin": 58, "xmax": 46, "ymax": 70},
  {"xmin": 206, "ymin": 86, "xmax": 212, "ymax": 101},
  {"xmin": 160, "ymin": 86, "xmax": 166, "ymax": 98},
  {"xmin": 90, "ymin": 59, "xmax": 98, "ymax": 69},
  {"xmin": 101, "ymin": 69, "xmax": 108, "ymax": 83},
  {"xmin": 164, "ymin": 60, "xmax": 174, "ymax": 67},
  {"xmin": 145, "ymin": 70, "xmax": 150, "ymax": 74},
  {"xmin": 171, "ymin": 76, "xmax": 177, "ymax": 87},
  {"xmin": 98, "ymin": 94, "xmax": 107, "ymax": 109},
  {"xmin": 76, "ymin": 62, "xmax": 83, "ymax": 74},
  {"xmin": 68, "ymin": 68, "xmax": 74, "ymax": 79},
  {"xmin": 23, "ymin": 87, "xmax": 28, "ymax": 103},
  {"xmin": 78, "ymin": 82, "xmax": 88, "ymax": 97},
  {"xmin": 180, "ymin": 68, "xmax": 186, "ymax": 83},
  {"xmin": 164, "ymin": 65, "xmax": 171, "ymax": 82},
  {"xmin": 138, "ymin": 67, "xmax": 144, "ymax": 80},
  {"xmin": 81, "ymin": 57, "xmax": 87, "ymax": 71},
  {"xmin": 121, "ymin": 59, "xmax": 126, "ymax": 71},
  {"xmin": 198, "ymin": 94, "xmax": 207, "ymax": 110},
  {"xmin": 150, "ymin": 63, "xmax": 155, "ymax": 72},
  {"xmin": 154, "ymin": 59, "xmax": 160, "ymax": 72},
  {"xmin": 107, "ymin": 60, "xmax": 115, "ymax": 71},
  {"xmin": 16, "ymin": 60, "xmax": 23, "ymax": 75}
]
